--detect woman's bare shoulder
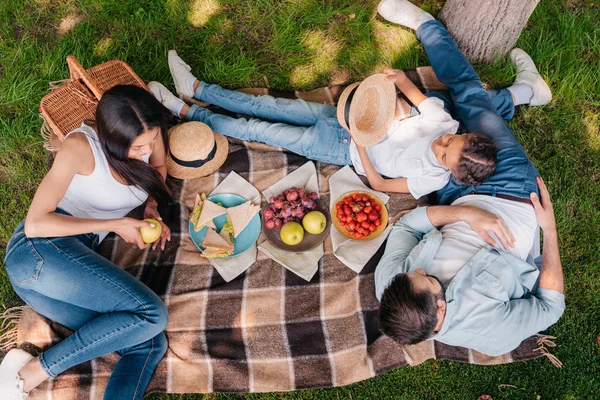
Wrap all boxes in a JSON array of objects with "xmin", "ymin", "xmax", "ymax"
[{"xmin": 56, "ymin": 132, "xmax": 95, "ymax": 175}]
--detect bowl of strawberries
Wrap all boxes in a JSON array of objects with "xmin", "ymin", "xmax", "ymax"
[{"xmin": 331, "ymin": 191, "xmax": 388, "ymax": 240}]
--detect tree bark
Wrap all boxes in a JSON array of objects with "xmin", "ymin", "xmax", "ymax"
[{"xmin": 439, "ymin": 0, "xmax": 540, "ymax": 63}]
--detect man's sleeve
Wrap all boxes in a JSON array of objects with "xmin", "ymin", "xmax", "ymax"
[
  {"xmin": 374, "ymin": 207, "xmax": 436, "ymax": 300},
  {"xmin": 487, "ymin": 289, "xmax": 566, "ymax": 356}
]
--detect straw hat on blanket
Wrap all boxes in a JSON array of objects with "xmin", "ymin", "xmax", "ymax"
[
  {"xmin": 167, "ymin": 122, "xmax": 228, "ymax": 179},
  {"xmin": 336, "ymin": 73, "xmax": 397, "ymax": 147}
]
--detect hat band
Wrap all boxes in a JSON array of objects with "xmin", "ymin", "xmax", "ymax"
[
  {"xmin": 170, "ymin": 141, "xmax": 218, "ymax": 168},
  {"xmin": 344, "ymin": 85, "xmax": 359, "ymax": 127}
]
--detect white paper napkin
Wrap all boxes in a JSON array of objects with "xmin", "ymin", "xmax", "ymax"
[
  {"xmin": 258, "ymin": 161, "xmax": 324, "ymax": 281},
  {"xmin": 329, "ymin": 166, "xmax": 392, "ymax": 273},
  {"xmin": 208, "ymin": 172, "xmax": 260, "ymax": 282}
]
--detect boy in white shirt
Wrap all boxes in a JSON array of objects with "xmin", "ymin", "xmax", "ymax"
[{"xmin": 149, "ymin": 51, "xmax": 534, "ymax": 199}]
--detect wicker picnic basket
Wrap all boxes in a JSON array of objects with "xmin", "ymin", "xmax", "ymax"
[{"xmin": 40, "ymin": 55, "xmax": 148, "ymax": 151}]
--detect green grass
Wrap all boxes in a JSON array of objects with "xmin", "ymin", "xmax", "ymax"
[{"xmin": 1, "ymin": 0, "xmax": 599, "ymax": 398}]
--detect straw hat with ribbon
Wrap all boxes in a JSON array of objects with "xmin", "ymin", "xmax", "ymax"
[
  {"xmin": 167, "ymin": 122, "xmax": 228, "ymax": 179},
  {"xmin": 336, "ymin": 73, "xmax": 397, "ymax": 147}
]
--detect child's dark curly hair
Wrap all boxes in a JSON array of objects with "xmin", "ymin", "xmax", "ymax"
[{"xmin": 452, "ymin": 133, "xmax": 497, "ymax": 185}]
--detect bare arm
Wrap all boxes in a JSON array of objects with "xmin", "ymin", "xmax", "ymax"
[
  {"xmin": 25, "ymin": 135, "xmax": 151, "ymax": 248},
  {"xmin": 144, "ymin": 132, "xmax": 172, "ymax": 250},
  {"xmin": 383, "ymin": 68, "xmax": 428, "ymax": 107},
  {"xmin": 25, "ymin": 135, "xmax": 118, "ymax": 238},
  {"xmin": 531, "ymin": 177, "xmax": 564, "ymax": 293},
  {"xmin": 355, "ymin": 145, "xmax": 410, "ymax": 194}
]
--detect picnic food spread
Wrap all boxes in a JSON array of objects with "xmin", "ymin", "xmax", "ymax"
[
  {"xmin": 332, "ymin": 191, "xmax": 386, "ymax": 240},
  {"xmin": 189, "ymin": 192, "xmax": 260, "ymax": 258},
  {"xmin": 260, "ymin": 186, "xmax": 333, "ymax": 252},
  {"xmin": 264, "ymin": 187, "xmax": 319, "ymax": 229}
]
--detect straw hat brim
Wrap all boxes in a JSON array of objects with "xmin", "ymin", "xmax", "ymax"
[
  {"xmin": 336, "ymin": 74, "xmax": 396, "ymax": 147},
  {"xmin": 167, "ymin": 133, "xmax": 229, "ymax": 180},
  {"xmin": 336, "ymin": 82, "xmax": 361, "ymax": 133}
]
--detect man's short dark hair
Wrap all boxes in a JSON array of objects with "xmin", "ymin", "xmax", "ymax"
[
  {"xmin": 378, "ymin": 273, "xmax": 442, "ymax": 345},
  {"xmin": 453, "ymin": 133, "xmax": 497, "ymax": 186}
]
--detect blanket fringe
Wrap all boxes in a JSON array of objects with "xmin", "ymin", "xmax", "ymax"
[
  {"xmin": 0, "ymin": 306, "xmax": 25, "ymax": 352},
  {"xmin": 535, "ymin": 333, "xmax": 562, "ymax": 368}
]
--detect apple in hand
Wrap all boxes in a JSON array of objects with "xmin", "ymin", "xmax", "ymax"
[
  {"xmin": 302, "ymin": 211, "xmax": 326, "ymax": 234},
  {"xmin": 140, "ymin": 218, "xmax": 162, "ymax": 244},
  {"xmin": 280, "ymin": 221, "xmax": 304, "ymax": 245}
]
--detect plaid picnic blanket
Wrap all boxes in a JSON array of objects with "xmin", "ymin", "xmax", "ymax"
[{"xmin": 1, "ymin": 67, "xmax": 557, "ymax": 399}]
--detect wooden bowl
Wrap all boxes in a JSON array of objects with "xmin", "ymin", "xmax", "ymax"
[
  {"xmin": 330, "ymin": 191, "xmax": 389, "ymax": 240},
  {"xmin": 262, "ymin": 198, "xmax": 331, "ymax": 253}
]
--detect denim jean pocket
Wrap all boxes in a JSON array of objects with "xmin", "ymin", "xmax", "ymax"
[{"xmin": 5, "ymin": 238, "xmax": 45, "ymax": 285}]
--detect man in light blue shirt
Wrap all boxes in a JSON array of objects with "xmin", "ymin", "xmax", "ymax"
[
  {"xmin": 374, "ymin": 3, "xmax": 565, "ymax": 356},
  {"xmin": 375, "ymin": 181, "xmax": 565, "ymax": 356}
]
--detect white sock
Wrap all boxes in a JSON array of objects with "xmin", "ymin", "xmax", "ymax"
[{"xmin": 507, "ymin": 83, "xmax": 534, "ymax": 106}]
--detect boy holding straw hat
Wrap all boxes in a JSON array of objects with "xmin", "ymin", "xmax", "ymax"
[{"xmin": 150, "ymin": 41, "xmax": 543, "ymax": 198}]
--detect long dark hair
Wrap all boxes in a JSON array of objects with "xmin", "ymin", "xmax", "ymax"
[{"xmin": 95, "ymin": 85, "xmax": 174, "ymax": 213}]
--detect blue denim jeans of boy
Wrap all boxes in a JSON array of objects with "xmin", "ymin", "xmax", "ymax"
[
  {"xmin": 4, "ymin": 210, "xmax": 168, "ymax": 400},
  {"xmin": 417, "ymin": 20, "xmax": 540, "ymax": 204},
  {"xmin": 187, "ymin": 83, "xmax": 353, "ymax": 166}
]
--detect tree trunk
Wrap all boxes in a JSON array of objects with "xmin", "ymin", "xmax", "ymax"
[{"xmin": 439, "ymin": 0, "xmax": 540, "ymax": 63}]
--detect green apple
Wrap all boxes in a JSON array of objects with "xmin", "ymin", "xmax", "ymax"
[
  {"xmin": 140, "ymin": 218, "xmax": 162, "ymax": 244},
  {"xmin": 302, "ymin": 211, "xmax": 327, "ymax": 234},
  {"xmin": 280, "ymin": 221, "xmax": 304, "ymax": 245}
]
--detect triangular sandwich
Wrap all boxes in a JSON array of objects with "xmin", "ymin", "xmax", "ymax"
[
  {"xmin": 201, "ymin": 228, "xmax": 233, "ymax": 258},
  {"xmin": 189, "ymin": 193, "xmax": 226, "ymax": 232},
  {"xmin": 225, "ymin": 200, "xmax": 260, "ymax": 238},
  {"xmin": 196, "ymin": 198, "xmax": 226, "ymax": 230}
]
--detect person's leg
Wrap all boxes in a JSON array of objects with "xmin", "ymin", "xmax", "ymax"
[
  {"xmin": 12, "ymin": 285, "xmax": 100, "ymax": 330},
  {"xmin": 194, "ymin": 82, "xmax": 337, "ymax": 126},
  {"xmin": 105, "ymin": 332, "xmax": 168, "ymax": 400},
  {"xmin": 415, "ymin": 21, "xmax": 527, "ymax": 151},
  {"xmin": 425, "ymin": 89, "xmax": 515, "ymax": 121},
  {"xmin": 166, "ymin": 50, "xmax": 336, "ymax": 125},
  {"xmin": 414, "ymin": 20, "xmax": 539, "ymax": 203},
  {"xmin": 4, "ymin": 230, "xmax": 168, "ymax": 397},
  {"xmin": 186, "ymin": 105, "xmax": 352, "ymax": 166}
]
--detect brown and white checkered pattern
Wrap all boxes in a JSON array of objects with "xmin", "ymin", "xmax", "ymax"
[{"xmin": 14, "ymin": 68, "xmax": 542, "ymax": 399}]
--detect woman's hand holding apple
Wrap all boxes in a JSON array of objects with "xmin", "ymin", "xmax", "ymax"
[
  {"xmin": 143, "ymin": 202, "xmax": 171, "ymax": 251},
  {"xmin": 114, "ymin": 218, "xmax": 152, "ymax": 249}
]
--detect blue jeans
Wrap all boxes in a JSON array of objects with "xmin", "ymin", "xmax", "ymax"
[
  {"xmin": 186, "ymin": 82, "xmax": 353, "ymax": 165},
  {"xmin": 417, "ymin": 20, "xmax": 540, "ymax": 204},
  {"xmin": 4, "ymin": 211, "xmax": 168, "ymax": 400}
]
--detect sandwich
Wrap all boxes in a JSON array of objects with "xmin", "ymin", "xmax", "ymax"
[
  {"xmin": 190, "ymin": 193, "xmax": 227, "ymax": 231},
  {"xmin": 201, "ymin": 228, "xmax": 234, "ymax": 258},
  {"xmin": 225, "ymin": 200, "xmax": 261, "ymax": 238}
]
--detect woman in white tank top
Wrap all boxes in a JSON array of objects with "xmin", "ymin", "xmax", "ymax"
[{"xmin": 2, "ymin": 85, "xmax": 175, "ymax": 400}]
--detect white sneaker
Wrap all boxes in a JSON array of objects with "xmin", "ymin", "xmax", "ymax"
[
  {"xmin": 0, "ymin": 349, "xmax": 34, "ymax": 400},
  {"xmin": 168, "ymin": 50, "xmax": 197, "ymax": 98},
  {"xmin": 510, "ymin": 48, "xmax": 552, "ymax": 106},
  {"xmin": 148, "ymin": 81, "xmax": 186, "ymax": 117},
  {"xmin": 377, "ymin": 0, "xmax": 434, "ymax": 31}
]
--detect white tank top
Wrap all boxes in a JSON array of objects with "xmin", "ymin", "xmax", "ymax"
[{"xmin": 57, "ymin": 123, "xmax": 149, "ymax": 242}]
